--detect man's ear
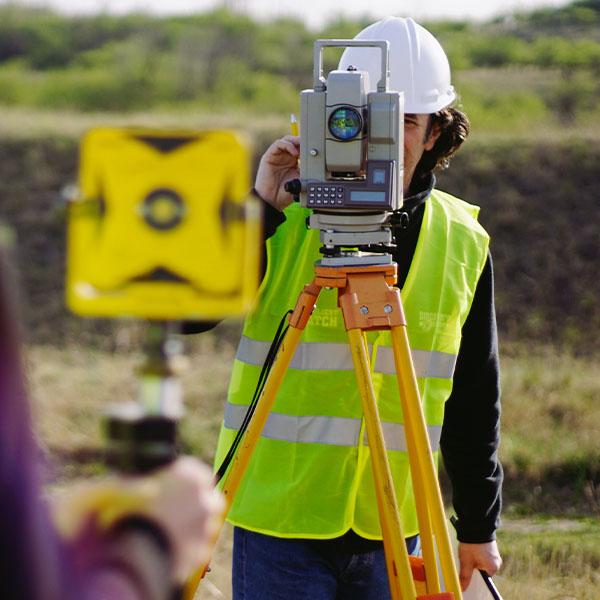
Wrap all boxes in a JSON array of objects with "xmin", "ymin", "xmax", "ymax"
[{"xmin": 424, "ymin": 120, "xmax": 441, "ymax": 151}]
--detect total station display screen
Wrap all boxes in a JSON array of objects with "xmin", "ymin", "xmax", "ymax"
[
  {"xmin": 372, "ymin": 168, "xmax": 387, "ymax": 185},
  {"xmin": 350, "ymin": 190, "xmax": 387, "ymax": 203}
]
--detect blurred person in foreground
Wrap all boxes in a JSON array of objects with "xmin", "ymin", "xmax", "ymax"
[
  {"xmin": 213, "ymin": 17, "xmax": 503, "ymax": 599},
  {"xmin": 0, "ymin": 231, "xmax": 223, "ymax": 600}
]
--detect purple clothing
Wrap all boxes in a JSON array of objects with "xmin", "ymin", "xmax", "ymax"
[{"xmin": 0, "ymin": 241, "xmax": 173, "ymax": 600}]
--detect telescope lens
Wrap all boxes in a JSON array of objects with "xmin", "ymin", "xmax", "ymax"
[{"xmin": 328, "ymin": 107, "xmax": 363, "ymax": 141}]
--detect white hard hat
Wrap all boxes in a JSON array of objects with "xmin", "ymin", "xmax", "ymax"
[{"xmin": 338, "ymin": 17, "xmax": 456, "ymax": 114}]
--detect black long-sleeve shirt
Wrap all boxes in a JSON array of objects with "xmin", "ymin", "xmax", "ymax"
[{"xmin": 391, "ymin": 175, "xmax": 502, "ymax": 544}]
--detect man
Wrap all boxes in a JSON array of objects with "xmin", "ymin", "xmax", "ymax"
[{"xmin": 215, "ymin": 17, "xmax": 503, "ymax": 599}]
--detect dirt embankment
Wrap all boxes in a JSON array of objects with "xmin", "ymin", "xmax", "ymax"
[{"xmin": 0, "ymin": 135, "xmax": 598, "ymax": 354}]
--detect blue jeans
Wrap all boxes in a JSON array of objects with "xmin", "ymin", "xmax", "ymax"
[{"xmin": 232, "ymin": 527, "xmax": 420, "ymax": 600}]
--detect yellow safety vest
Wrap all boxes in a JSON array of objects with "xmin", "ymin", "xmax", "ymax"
[{"xmin": 215, "ymin": 189, "xmax": 489, "ymax": 540}]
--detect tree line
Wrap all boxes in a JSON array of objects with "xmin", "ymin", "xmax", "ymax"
[{"xmin": 0, "ymin": 1, "xmax": 599, "ymax": 125}]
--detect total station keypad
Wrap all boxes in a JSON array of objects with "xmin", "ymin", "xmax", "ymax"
[{"xmin": 307, "ymin": 185, "xmax": 345, "ymax": 207}]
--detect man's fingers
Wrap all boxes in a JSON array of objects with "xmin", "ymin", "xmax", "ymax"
[
  {"xmin": 281, "ymin": 134, "xmax": 300, "ymax": 147},
  {"xmin": 268, "ymin": 137, "xmax": 300, "ymax": 159},
  {"xmin": 459, "ymin": 557, "xmax": 475, "ymax": 591},
  {"xmin": 458, "ymin": 541, "xmax": 502, "ymax": 591},
  {"xmin": 481, "ymin": 554, "xmax": 503, "ymax": 577}
]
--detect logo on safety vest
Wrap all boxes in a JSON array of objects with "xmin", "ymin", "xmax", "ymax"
[
  {"xmin": 312, "ymin": 308, "xmax": 340, "ymax": 328},
  {"xmin": 418, "ymin": 311, "xmax": 450, "ymax": 333}
]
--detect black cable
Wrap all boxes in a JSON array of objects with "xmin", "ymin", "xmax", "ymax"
[{"xmin": 214, "ymin": 310, "xmax": 293, "ymax": 483}]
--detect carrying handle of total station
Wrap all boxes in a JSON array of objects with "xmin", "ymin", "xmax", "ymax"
[{"xmin": 313, "ymin": 39, "xmax": 390, "ymax": 93}]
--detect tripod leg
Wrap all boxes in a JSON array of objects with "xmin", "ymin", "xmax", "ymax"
[
  {"xmin": 348, "ymin": 328, "xmax": 417, "ymax": 600},
  {"xmin": 184, "ymin": 284, "xmax": 321, "ymax": 600},
  {"xmin": 390, "ymin": 325, "xmax": 462, "ymax": 600},
  {"xmin": 405, "ymin": 436, "xmax": 439, "ymax": 595},
  {"xmin": 220, "ymin": 324, "xmax": 304, "ymax": 503}
]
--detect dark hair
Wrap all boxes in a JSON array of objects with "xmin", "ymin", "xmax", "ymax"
[{"xmin": 415, "ymin": 106, "xmax": 470, "ymax": 179}]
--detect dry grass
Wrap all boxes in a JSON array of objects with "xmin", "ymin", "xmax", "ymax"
[
  {"xmin": 197, "ymin": 524, "xmax": 234, "ymax": 600},
  {"xmin": 26, "ymin": 338, "xmax": 600, "ymax": 492},
  {"xmin": 0, "ymin": 106, "xmax": 288, "ymax": 141},
  {"xmin": 496, "ymin": 518, "xmax": 600, "ymax": 599},
  {"xmin": 23, "ymin": 337, "xmax": 600, "ymax": 598},
  {"xmin": 25, "ymin": 327, "xmax": 240, "ymax": 476},
  {"xmin": 500, "ymin": 345, "xmax": 600, "ymax": 481},
  {"xmin": 4, "ymin": 105, "xmax": 600, "ymax": 146}
]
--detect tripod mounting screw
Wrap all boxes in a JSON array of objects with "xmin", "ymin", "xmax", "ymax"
[
  {"xmin": 360, "ymin": 305, "xmax": 369, "ymax": 315},
  {"xmin": 384, "ymin": 304, "xmax": 393, "ymax": 314}
]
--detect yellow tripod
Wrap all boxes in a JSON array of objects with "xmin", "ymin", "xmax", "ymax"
[{"xmin": 186, "ymin": 261, "xmax": 462, "ymax": 600}]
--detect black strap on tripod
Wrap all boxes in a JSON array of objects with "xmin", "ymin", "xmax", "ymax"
[{"xmin": 214, "ymin": 310, "xmax": 293, "ymax": 484}]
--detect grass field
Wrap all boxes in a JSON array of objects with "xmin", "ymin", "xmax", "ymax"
[
  {"xmin": 497, "ymin": 517, "xmax": 600, "ymax": 599},
  {"xmin": 0, "ymin": 106, "xmax": 288, "ymax": 142},
  {"xmin": 4, "ymin": 105, "xmax": 600, "ymax": 144},
  {"xmin": 23, "ymin": 326, "xmax": 600, "ymax": 598}
]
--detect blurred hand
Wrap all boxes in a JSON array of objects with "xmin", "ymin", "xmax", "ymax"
[
  {"xmin": 457, "ymin": 540, "xmax": 502, "ymax": 591},
  {"xmin": 53, "ymin": 456, "xmax": 224, "ymax": 583},
  {"xmin": 254, "ymin": 135, "xmax": 300, "ymax": 211},
  {"xmin": 138, "ymin": 456, "xmax": 223, "ymax": 582}
]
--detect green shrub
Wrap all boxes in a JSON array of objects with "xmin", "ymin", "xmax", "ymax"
[
  {"xmin": 32, "ymin": 68, "xmax": 155, "ymax": 111},
  {"xmin": 458, "ymin": 83, "xmax": 550, "ymax": 130},
  {"xmin": 468, "ymin": 36, "xmax": 533, "ymax": 68},
  {"xmin": 0, "ymin": 64, "xmax": 28, "ymax": 104},
  {"xmin": 210, "ymin": 58, "xmax": 298, "ymax": 112}
]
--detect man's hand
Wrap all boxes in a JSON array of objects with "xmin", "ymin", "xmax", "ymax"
[
  {"xmin": 254, "ymin": 135, "xmax": 300, "ymax": 211},
  {"xmin": 457, "ymin": 540, "xmax": 502, "ymax": 591}
]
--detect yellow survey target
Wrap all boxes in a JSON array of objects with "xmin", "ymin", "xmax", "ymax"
[{"xmin": 67, "ymin": 127, "xmax": 261, "ymax": 320}]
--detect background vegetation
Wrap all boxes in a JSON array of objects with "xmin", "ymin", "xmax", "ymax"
[
  {"xmin": 0, "ymin": 1, "xmax": 599, "ymax": 126},
  {"xmin": 1, "ymin": 0, "xmax": 599, "ymax": 597},
  {"xmin": 1, "ymin": 134, "xmax": 597, "ymax": 354},
  {"xmin": 27, "ymin": 339, "xmax": 600, "ymax": 599}
]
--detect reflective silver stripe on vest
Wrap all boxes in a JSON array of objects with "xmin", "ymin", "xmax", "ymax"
[
  {"xmin": 235, "ymin": 336, "xmax": 457, "ymax": 379},
  {"xmin": 365, "ymin": 421, "xmax": 442, "ymax": 453},
  {"xmin": 224, "ymin": 403, "xmax": 442, "ymax": 452},
  {"xmin": 374, "ymin": 347, "xmax": 457, "ymax": 379},
  {"xmin": 236, "ymin": 336, "xmax": 354, "ymax": 371}
]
